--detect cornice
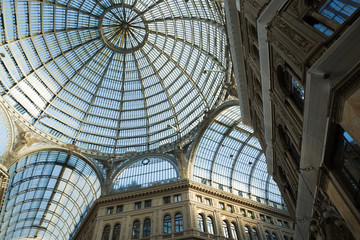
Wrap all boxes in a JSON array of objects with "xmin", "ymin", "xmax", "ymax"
[{"xmin": 95, "ymin": 180, "xmax": 291, "ymax": 219}]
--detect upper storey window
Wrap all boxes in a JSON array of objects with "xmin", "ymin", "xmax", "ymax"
[
  {"xmin": 113, "ymin": 157, "xmax": 180, "ymax": 192},
  {"xmin": 306, "ymin": 0, "xmax": 359, "ymax": 36},
  {"xmin": 277, "ymin": 66, "xmax": 304, "ymax": 111},
  {"xmin": 319, "ymin": 0, "xmax": 359, "ymax": 24}
]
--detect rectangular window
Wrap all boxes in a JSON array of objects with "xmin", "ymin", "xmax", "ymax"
[
  {"xmin": 227, "ymin": 205, "xmax": 234, "ymax": 213},
  {"xmin": 240, "ymin": 208, "xmax": 246, "ymax": 217},
  {"xmin": 145, "ymin": 200, "xmax": 152, "ymax": 208},
  {"xmin": 174, "ymin": 194, "xmax": 182, "ymax": 202},
  {"xmin": 278, "ymin": 219, "xmax": 283, "ymax": 227},
  {"xmin": 135, "ymin": 202, "xmax": 141, "ymax": 210},
  {"xmin": 267, "ymin": 216, "xmax": 273, "ymax": 224},
  {"xmin": 248, "ymin": 211, "xmax": 254, "ymax": 218},
  {"xmin": 106, "ymin": 207, "xmax": 114, "ymax": 215},
  {"xmin": 205, "ymin": 198, "xmax": 211, "ymax": 205},
  {"xmin": 196, "ymin": 195, "xmax": 202, "ymax": 203},
  {"xmin": 260, "ymin": 214, "xmax": 265, "ymax": 221},
  {"xmin": 116, "ymin": 205, "xmax": 123, "ymax": 213},
  {"xmin": 219, "ymin": 202, "xmax": 225, "ymax": 210},
  {"xmin": 163, "ymin": 196, "xmax": 171, "ymax": 204},
  {"xmin": 284, "ymin": 221, "xmax": 290, "ymax": 229}
]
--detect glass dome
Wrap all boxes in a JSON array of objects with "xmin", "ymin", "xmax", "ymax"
[{"xmin": 0, "ymin": 0, "xmax": 228, "ymax": 154}]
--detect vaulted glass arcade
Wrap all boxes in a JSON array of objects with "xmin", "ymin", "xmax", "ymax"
[{"xmin": 0, "ymin": 0, "xmax": 287, "ymax": 239}]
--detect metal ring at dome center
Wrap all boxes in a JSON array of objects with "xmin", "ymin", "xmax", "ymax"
[{"xmin": 99, "ymin": 4, "xmax": 148, "ymax": 53}]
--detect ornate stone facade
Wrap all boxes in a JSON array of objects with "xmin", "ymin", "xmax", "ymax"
[
  {"xmin": 226, "ymin": 0, "xmax": 360, "ymax": 239},
  {"xmin": 73, "ymin": 181, "xmax": 294, "ymax": 240}
]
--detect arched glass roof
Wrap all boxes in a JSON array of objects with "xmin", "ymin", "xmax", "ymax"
[
  {"xmin": 0, "ymin": 151, "xmax": 101, "ymax": 240},
  {"xmin": 0, "ymin": 0, "xmax": 228, "ymax": 154},
  {"xmin": 113, "ymin": 156, "xmax": 179, "ymax": 192},
  {"xmin": 0, "ymin": 112, "xmax": 8, "ymax": 156},
  {"xmin": 192, "ymin": 106, "xmax": 284, "ymax": 208}
]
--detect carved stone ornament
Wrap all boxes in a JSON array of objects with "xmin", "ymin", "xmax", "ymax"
[
  {"xmin": 273, "ymin": 15, "xmax": 314, "ymax": 54},
  {"xmin": 269, "ymin": 35, "xmax": 303, "ymax": 72},
  {"xmin": 12, "ymin": 122, "xmax": 44, "ymax": 154},
  {"xmin": 286, "ymin": 1, "xmax": 301, "ymax": 16}
]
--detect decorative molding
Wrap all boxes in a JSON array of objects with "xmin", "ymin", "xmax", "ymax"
[
  {"xmin": 272, "ymin": 14, "xmax": 315, "ymax": 54},
  {"xmin": 268, "ymin": 33, "xmax": 303, "ymax": 71}
]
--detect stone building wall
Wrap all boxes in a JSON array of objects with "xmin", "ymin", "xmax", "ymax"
[{"xmin": 73, "ymin": 181, "xmax": 294, "ymax": 240}]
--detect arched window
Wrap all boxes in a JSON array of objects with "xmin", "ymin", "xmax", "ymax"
[
  {"xmin": 284, "ymin": 236, "xmax": 288, "ymax": 240},
  {"xmin": 114, "ymin": 157, "xmax": 180, "ymax": 191},
  {"xmin": 133, "ymin": 220, "xmax": 140, "ymax": 238},
  {"xmin": 230, "ymin": 222, "xmax": 239, "ymax": 240},
  {"xmin": 272, "ymin": 233, "xmax": 278, "ymax": 240},
  {"xmin": 244, "ymin": 226, "xmax": 251, "ymax": 240},
  {"xmin": 163, "ymin": 215, "xmax": 172, "ymax": 233},
  {"xmin": 197, "ymin": 214, "xmax": 205, "ymax": 232},
  {"xmin": 207, "ymin": 216, "xmax": 215, "ymax": 234},
  {"xmin": 252, "ymin": 228, "xmax": 260, "ymax": 240},
  {"xmin": 102, "ymin": 225, "xmax": 111, "ymax": 240},
  {"xmin": 175, "ymin": 213, "xmax": 183, "ymax": 232},
  {"xmin": 265, "ymin": 231, "xmax": 272, "ymax": 240},
  {"xmin": 222, "ymin": 221, "xmax": 230, "ymax": 238},
  {"xmin": 112, "ymin": 224, "xmax": 121, "ymax": 240},
  {"xmin": 143, "ymin": 218, "xmax": 151, "ymax": 237}
]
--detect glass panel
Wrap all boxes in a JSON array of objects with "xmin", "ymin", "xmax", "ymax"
[
  {"xmin": 222, "ymin": 221, "xmax": 229, "ymax": 238},
  {"xmin": 0, "ymin": 0, "xmax": 228, "ymax": 154},
  {"xmin": 252, "ymin": 228, "xmax": 260, "ymax": 240},
  {"xmin": 230, "ymin": 223, "xmax": 238, "ymax": 240},
  {"xmin": 132, "ymin": 220, "xmax": 140, "ymax": 239},
  {"xmin": 112, "ymin": 224, "xmax": 121, "ymax": 240},
  {"xmin": 175, "ymin": 213, "xmax": 183, "ymax": 232},
  {"xmin": 143, "ymin": 218, "xmax": 151, "ymax": 237},
  {"xmin": 197, "ymin": 214, "xmax": 205, "ymax": 232},
  {"xmin": 0, "ymin": 151, "xmax": 101, "ymax": 240},
  {"xmin": 272, "ymin": 233, "xmax": 278, "ymax": 240},
  {"xmin": 265, "ymin": 231, "xmax": 272, "ymax": 240},
  {"xmin": 0, "ymin": 111, "xmax": 8, "ymax": 156},
  {"xmin": 318, "ymin": 0, "xmax": 359, "ymax": 24},
  {"xmin": 244, "ymin": 226, "xmax": 251, "ymax": 240},
  {"xmin": 163, "ymin": 215, "xmax": 171, "ymax": 234},
  {"xmin": 207, "ymin": 217, "xmax": 215, "ymax": 234},
  {"xmin": 192, "ymin": 106, "xmax": 284, "ymax": 208},
  {"xmin": 102, "ymin": 225, "xmax": 111, "ymax": 240},
  {"xmin": 113, "ymin": 157, "xmax": 179, "ymax": 191}
]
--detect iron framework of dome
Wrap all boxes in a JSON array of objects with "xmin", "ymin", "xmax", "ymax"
[
  {"xmin": 0, "ymin": 0, "xmax": 228, "ymax": 155},
  {"xmin": 192, "ymin": 106, "xmax": 284, "ymax": 208}
]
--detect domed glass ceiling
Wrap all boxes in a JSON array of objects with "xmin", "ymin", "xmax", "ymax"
[{"xmin": 0, "ymin": 0, "xmax": 228, "ymax": 154}]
